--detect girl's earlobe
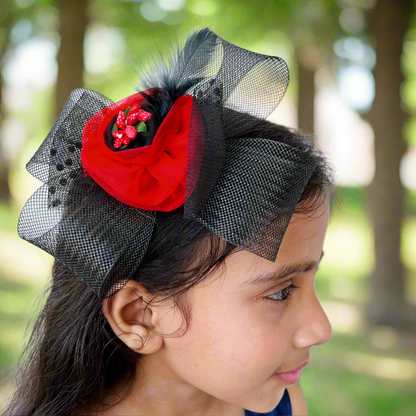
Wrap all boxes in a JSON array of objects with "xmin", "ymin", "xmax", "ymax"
[{"xmin": 101, "ymin": 285, "xmax": 164, "ymax": 354}]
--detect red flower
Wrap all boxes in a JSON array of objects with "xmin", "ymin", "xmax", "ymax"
[
  {"xmin": 112, "ymin": 106, "xmax": 153, "ymax": 148},
  {"xmin": 81, "ymin": 91, "xmax": 193, "ymax": 211}
]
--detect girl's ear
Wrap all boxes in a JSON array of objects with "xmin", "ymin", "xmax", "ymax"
[{"xmin": 101, "ymin": 282, "xmax": 164, "ymax": 354}]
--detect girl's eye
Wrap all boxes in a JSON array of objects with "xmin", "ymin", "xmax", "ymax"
[{"xmin": 263, "ymin": 284, "xmax": 299, "ymax": 304}]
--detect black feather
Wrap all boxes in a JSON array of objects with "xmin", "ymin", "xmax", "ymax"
[{"xmin": 133, "ymin": 27, "xmax": 219, "ymax": 121}]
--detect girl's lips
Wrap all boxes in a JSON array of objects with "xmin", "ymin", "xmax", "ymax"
[
  {"xmin": 272, "ymin": 370, "xmax": 302, "ymax": 384},
  {"xmin": 272, "ymin": 360, "xmax": 310, "ymax": 384}
]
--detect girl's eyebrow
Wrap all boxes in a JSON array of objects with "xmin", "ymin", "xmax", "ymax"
[{"xmin": 242, "ymin": 251, "xmax": 325, "ymax": 287}]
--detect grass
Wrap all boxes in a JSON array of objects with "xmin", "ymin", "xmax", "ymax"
[
  {"xmin": 1, "ymin": 186, "xmax": 416, "ymax": 415},
  {"xmin": 303, "ymin": 276, "xmax": 416, "ymax": 415}
]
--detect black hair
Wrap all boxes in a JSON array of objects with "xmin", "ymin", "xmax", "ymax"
[{"xmin": 3, "ymin": 119, "xmax": 339, "ymax": 416}]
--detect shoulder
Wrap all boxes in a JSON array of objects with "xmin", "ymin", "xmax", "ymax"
[{"xmin": 286, "ymin": 383, "xmax": 308, "ymax": 415}]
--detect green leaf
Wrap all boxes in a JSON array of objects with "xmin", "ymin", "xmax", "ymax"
[
  {"xmin": 124, "ymin": 106, "xmax": 131, "ymax": 118},
  {"xmin": 135, "ymin": 121, "xmax": 147, "ymax": 133},
  {"xmin": 112, "ymin": 123, "xmax": 119, "ymax": 134}
]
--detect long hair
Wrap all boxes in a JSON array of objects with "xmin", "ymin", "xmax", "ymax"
[{"xmin": 3, "ymin": 119, "xmax": 339, "ymax": 416}]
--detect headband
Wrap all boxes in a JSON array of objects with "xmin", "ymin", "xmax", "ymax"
[{"xmin": 17, "ymin": 28, "xmax": 317, "ymax": 299}]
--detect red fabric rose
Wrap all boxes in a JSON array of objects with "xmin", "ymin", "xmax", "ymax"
[{"xmin": 81, "ymin": 92, "xmax": 193, "ymax": 211}]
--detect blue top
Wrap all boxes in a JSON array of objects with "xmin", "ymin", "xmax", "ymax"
[{"xmin": 244, "ymin": 388, "xmax": 292, "ymax": 416}]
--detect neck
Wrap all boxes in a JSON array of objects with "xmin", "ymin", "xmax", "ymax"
[{"xmin": 75, "ymin": 357, "xmax": 245, "ymax": 416}]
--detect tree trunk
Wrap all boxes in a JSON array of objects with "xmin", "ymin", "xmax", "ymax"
[
  {"xmin": 364, "ymin": 0, "xmax": 416, "ymax": 331},
  {"xmin": 0, "ymin": 90, "xmax": 11, "ymax": 202},
  {"xmin": 295, "ymin": 46, "xmax": 316, "ymax": 136},
  {"xmin": 0, "ymin": 0, "xmax": 12, "ymax": 202},
  {"xmin": 56, "ymin": 0, "xmax": 88, "ymax": 119}
]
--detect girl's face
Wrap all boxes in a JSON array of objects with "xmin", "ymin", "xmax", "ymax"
[{"xmin": 103, "ymin": 201, "xmax": 332, "ymax": 415}]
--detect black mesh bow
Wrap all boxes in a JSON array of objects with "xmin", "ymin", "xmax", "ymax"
[{"xmin": 18, "ymin": 28, "xmax": 317, "ymax": 299}]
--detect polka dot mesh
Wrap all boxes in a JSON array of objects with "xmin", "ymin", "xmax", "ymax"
[{"xmin": 17, "ymin": 88, "xmax": 156, "ymax": 299}]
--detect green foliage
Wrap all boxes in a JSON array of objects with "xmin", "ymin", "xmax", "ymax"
[
  {"xmin": 335, "ymin": 185, "xmax": 367, "ymax": 212},
  {"xmin": 405, "ymin": 187, "xmax": 416, "ymax": 215},
  {"xmin": 0, "ymin": 202, "xmax": 18, "ymax": 233}
]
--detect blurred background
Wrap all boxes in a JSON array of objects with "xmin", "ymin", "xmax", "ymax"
[{"xmin": 0, "ymin": 0, "xmax": 415, "ymax": 415}]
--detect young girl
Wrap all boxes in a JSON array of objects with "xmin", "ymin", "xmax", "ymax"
[{"xmin": 4, "ymin": 27, "xmax": 338, "ymax": 416}]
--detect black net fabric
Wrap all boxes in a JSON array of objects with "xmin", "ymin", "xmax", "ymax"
[
  {"xmin": 195, "ymin": 138, "xmax": 317, "ymax": 261},
  {"xmin": 18, "ymin": 88, "xmax": 156, "ymax": 299},
  {"xmin": 18, "ymin": 28, "xmax": 318, "ymax": 299},
  {"xmin": 181, "ymin": 32, "xmax": 290, "ymax": 218}
]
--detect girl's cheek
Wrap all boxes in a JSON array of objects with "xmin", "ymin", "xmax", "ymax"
[{"xmin": 251, "ymin": 292, "xmax": 288, "ymax": 322}]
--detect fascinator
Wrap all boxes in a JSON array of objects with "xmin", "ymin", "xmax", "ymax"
[{"xmin": 17, "ymin": 28, "xmax": 317, "ymax": 299}]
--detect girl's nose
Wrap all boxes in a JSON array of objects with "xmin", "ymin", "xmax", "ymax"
[{"xmin": 293, "ymin": 290, "xmax": 333, "ymax": 349}]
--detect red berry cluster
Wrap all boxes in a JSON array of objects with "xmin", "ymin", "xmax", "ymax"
[{"xmin": 112, "ymin": 103, "xmax": 152, "ymax": 149}]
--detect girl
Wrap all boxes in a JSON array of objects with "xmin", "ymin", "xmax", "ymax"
[{"xmin": 4, "ymin": 27, "xmax": 338, "ymax": 416}]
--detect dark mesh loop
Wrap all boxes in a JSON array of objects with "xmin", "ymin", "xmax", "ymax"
[
  {"xmin": 182, "ymin": 34, "xmax": 289, "ymax": 136},
  {"xmin": 181, "ymin": 31, "xmax": 289, "ymax": 217},
  {"xmin": 195, "ymin": 138, "xmax": 318, "ymax": 261}
]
